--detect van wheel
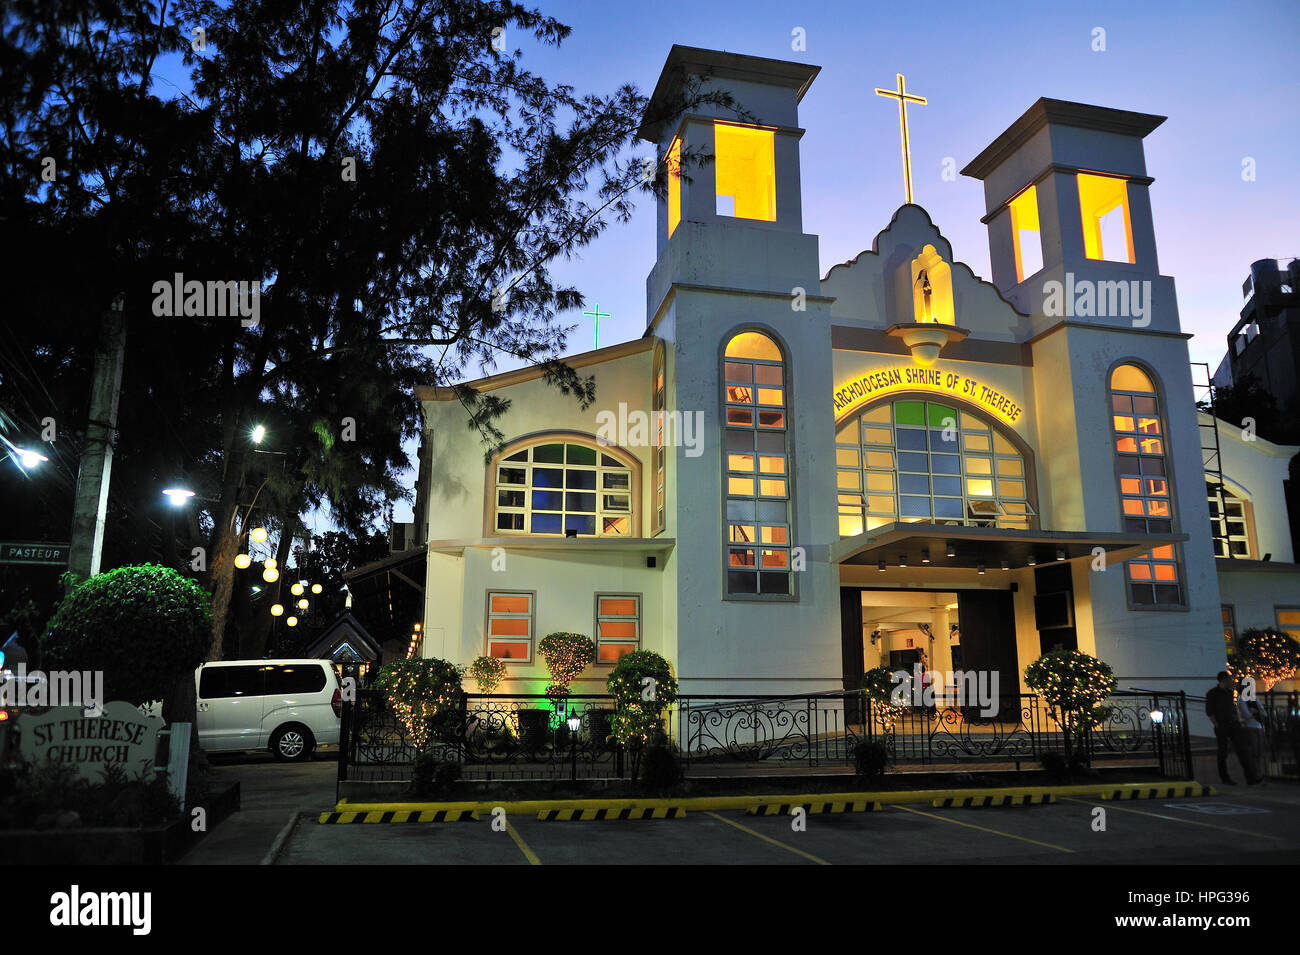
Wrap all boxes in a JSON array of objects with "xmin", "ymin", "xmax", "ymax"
[{"xmin": 271, "ymin": 725, "xmax": 314, "ymax": 762}]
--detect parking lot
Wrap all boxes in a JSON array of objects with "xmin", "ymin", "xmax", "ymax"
[{"xmin": 272, "ymin": 785, "xmax": 1300, "ymax": 866}]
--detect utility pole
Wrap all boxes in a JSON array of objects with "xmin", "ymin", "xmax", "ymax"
[{"xmin": 68, "ymin": 296, "xmax": 126, "ymax": 582}]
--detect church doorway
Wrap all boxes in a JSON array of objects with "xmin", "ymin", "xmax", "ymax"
[{"xmin": 840, "ymin": 587, "xmax": 1020, "ymax": 720}]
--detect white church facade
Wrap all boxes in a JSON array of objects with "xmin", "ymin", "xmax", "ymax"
[{"xmin": 411, "ymin": 46, "xmax": 1300, "ymax": 714}]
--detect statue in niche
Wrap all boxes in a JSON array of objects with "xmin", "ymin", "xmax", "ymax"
[
  {"xmin": 909, "ymin": 245, "xmax": 953, "ymax": 326},
  {"xmin": 915, "ymin": 270, "xmax": 934, "ymax": 322}
]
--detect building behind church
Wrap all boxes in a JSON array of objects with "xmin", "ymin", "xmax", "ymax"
[{"xmin": 405, "ymin": 46, "xmax": 1300, "ymax": 724}]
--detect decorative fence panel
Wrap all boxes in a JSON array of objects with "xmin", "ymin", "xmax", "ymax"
[
  {"xmin": 337, "ymin": 685, "xmax": 1194, "ymax": 790},
  {"xmin": 1258, "ymin": 690, "xmax": 1299, "ymax": 779}
]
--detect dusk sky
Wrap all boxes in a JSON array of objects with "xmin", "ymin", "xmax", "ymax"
[
  {"xmin": 512, "ymin": 0, "xmax": 1297, "ymax": 372},
  {"xmin": 381, "ymin": 0, "xmax": 1297, "ymax": 526}
]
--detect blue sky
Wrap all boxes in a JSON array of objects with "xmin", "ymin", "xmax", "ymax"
[
  {"xmin": 392, "ymin": 0, "xmax": 1298, "ymax": 525},
  {"xmin": 522, "ymin": 0, "xmax": 1297, "ymax": 370},
  {"xmin": 149, "ymin": 1, "xmax": 1294, "ymax": 528}
]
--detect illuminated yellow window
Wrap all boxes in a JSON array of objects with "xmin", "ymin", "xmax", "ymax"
[
  {"xmin": 714, "ymin": 124, "xmax": 776, "ymax": 221},
  {"xmin": 1078, "ymin": 173, "xmax": 1135, "ymax": 263},
  {"xmin": 667, "ymin": 136, "xmax": 681, "ymax": 238},
  {"xmin": 1008, "ymin": 184, "xmax": 1043, "ymax": 283}
]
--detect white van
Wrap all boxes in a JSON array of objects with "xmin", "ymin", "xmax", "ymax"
[{"xmin": 195, "ymin": 659, "xmax": 341, "ymax": 762}]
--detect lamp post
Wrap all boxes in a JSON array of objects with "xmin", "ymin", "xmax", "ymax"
[{"xmin": 567, "ymin": 709, "xmax": 581, "ymax": 782}]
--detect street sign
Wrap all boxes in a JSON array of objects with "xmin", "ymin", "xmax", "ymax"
[{"xmin": 0, "ymin": 541, "xmax": 71, "ymax": 566}]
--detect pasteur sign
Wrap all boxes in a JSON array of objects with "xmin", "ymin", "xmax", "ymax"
[{"xmin": 833, "ymin": 364, "xmax": 1024, "ymax": 425}]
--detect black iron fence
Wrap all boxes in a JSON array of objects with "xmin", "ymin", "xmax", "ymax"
[
  {"xmin": 338, "ymin": 684, "xmax": 1195, "ymax": 786},
  {"xmin": 1256, "ymin": 690, "xmax": 1299, "ymax": 779}
]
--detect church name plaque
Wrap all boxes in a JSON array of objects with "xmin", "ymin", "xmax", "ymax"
[{"xmin": 834, "ymin": 365, "xmax": 1023, "ymax": 424}]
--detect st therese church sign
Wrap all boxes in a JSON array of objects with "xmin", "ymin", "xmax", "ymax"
[{"xmin": 833, "ymin": 364, "xmax": 1024, "ymax": 425}]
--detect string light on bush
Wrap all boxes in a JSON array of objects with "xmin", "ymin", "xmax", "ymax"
[
  {"xmin": 311, "ymin": 583, "xmax": 322, "ymax": 594},
  {"xmin": 291, "ymin": 582, "xmax": 304, "ymax": 596},
  {"xmin": 271, "ymin": 604, "xmax": 284, "ymax": 617},
  {"xmin": 262, "ymin": 567, "xmax": 279, "ymax": 583},
  {"xmin": 286, "ymin": 616, "xmax": 298, "ymax": 627},
  {"xmin": 250, "ymin": 527, "xmax": 268, "ymax": 543},
  {"xmin": 234, "ymin": 554, "xmax": 251, "ymax": 569},
  {"xmin": 297, "ymin": 598, "xmax": 309, "ymax": 610}
]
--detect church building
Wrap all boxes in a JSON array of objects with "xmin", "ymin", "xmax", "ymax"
[{"xmin": 409, "ymin": 46, "xmax": 1299, "ymax": 718}]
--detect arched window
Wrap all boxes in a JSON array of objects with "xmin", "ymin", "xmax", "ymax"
[
  {"xmin": 1207, "ymin": 481, "xmax": 1255, "ymax": 558},
  {"xmin": 652, "ymin": 341, "xmax": 666, "ymax": 534},
  {"xmin": 835, "ymin": 399, "xmax": 1035, "ymax": 536},
  {"xmin": 1110, "ymin": 364, "xmax": 1181, "ymax": 604},
  {"xmin": 724, "ymin": 331, "xmax": 790, "ymax": 596},
  {"xmin": 491, "ymin": 438, "xmax": 636, "ymax": 537}
]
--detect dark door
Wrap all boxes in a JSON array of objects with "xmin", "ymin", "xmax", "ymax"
[
  {"xmin": 840, "ymin": 588, "xmax": 864, "ymax": 723},
  {"xmin": 955, "ymin": 590, "xmax": 1018, "ymax": 722}
]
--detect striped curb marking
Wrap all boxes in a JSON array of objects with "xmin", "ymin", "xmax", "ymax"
[
  {"xmin": 747, "ymin": 800, "xmax": 883, "ymax": 815},
  {"xmin": 536, "ymin": 806, "xmax": 686, "ymax": 821},
  {"xmin": 931, "ymin": 793, "xmax": 1055, "ymax": 808},
  {"xmin": 318, "ymin": 809, "xmax": 479, "ymax": 824},
  {"xmin": 1103, "ymin": 784, "xmax": 1216, "ymax": 800}
]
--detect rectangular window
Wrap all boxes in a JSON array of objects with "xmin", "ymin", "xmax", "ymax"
[
  {"xmin": 1078, "ymin": 172, "xmax": 1135, "ymax": 263},
  {"xmin": 1222, "ymin": 605, "xmax": 1236, "ymax": 656},
  {"xmin": 1008, "ymin": 184, "xmax": 1043, "ymax": 283},
  {"xmin": 1277, "ymin": 607, "xmax": 1300, "ymax": 642},
  {"xmin": 714, "ymin": 123, "xmax": 776, "ymax": 222},
  {"xmin": 487, "ymin": 592, "xmax": 533, "ymax": 662},
  {"xmin": 595, "ymin": 594, "xmax": 640, "ymax": 663}
]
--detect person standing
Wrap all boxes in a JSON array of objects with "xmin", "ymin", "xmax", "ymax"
[
  {"xmin": 1205, "ymin": 671, "xmax": 1261, "ymax": 785},
  {"xmin": 1237, "ymin": 677, "xmax": 1266, "ymax": 779}
]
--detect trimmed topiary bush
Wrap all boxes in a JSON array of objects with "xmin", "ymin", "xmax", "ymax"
[
  {"xmin": 372, "ymin": 657, "xmax": 464, "ymax": 751},
  {"xmin": 1228, "ymin": 627, "xmax": 1300, "ymax": 691},
  {"xmin": 42, "ymin": 564, "xmax": 213, "ymax": 709},
  {"xmin": 1024, "ymin": 649, "xmax": 1117, "ymax": 758},
  {"xmin": 468, "ymin": 655, "xmax": 507, "ymax": 695},
  {"xmin": 537, "ymin": 632, "xmax": 595, "ymax": 695},
  {"xmin": 606, "ymin": 650, "xmax": 679, "ymax": 781}
]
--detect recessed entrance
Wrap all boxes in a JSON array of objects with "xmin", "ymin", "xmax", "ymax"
[{"xmin": 840, "ymin": 586, "xmax": 1019, "ymax": 719}]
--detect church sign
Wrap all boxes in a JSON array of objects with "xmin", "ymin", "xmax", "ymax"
[
  {"xmin": 19, "ymin": 701, "xmax": 163, "ymax": 781},
  {"xmin": 834, "ymin": 364, "xmax": 1023, "ymax": 425}
]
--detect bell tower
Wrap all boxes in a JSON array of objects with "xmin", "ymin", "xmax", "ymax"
[
  {"xmin": 638, "ymin": 46, "xmax": 842, "ymax": 695},
  {"xmin": 961, "ymin": 99, "xmax": 1173, "ymax": 331}
]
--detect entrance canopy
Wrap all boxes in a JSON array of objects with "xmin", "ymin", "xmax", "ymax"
[{"xmin": 831, "ymin": 522, "xmax": 1187, "ymax": 569}]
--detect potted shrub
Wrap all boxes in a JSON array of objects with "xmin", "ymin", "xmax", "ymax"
[
  {"xmin": 1024, "ymin": 649, "xmax": 1117, "ymax": 761},
  {"xmin": 606, "ymin": 650, "xmax": 679, "ymax": 781}
]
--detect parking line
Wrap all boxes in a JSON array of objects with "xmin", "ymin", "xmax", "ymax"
[
  {"xmin": 890, "ymin": 804, "xmax": 1075, "ymax": 854},
  {"xmin": 506, "ymin": 822, "xmax": 542, "ymax": 865},
  {"xmin": 703, "ymin": 811, "xmax": 831, "ymax": 865},
  {"xmin": 1058, "ymin": 796, "xmax": 1284, "ymax": 841}
]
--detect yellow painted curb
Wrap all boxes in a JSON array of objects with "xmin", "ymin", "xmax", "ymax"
[
  {"xmin": 330, "ymin": 781, "xmax": 1211, "ymax": 818},
  {"xmin": 536, "ymin": 806, "xmax": 686, "ymax": 821},
  {"xmin": 747, "ymin": 800, "xmax": 882, "ymax": 815},
  {"xmin": 317, "ymin": 808, "xmax": 479, "ymax": 824},
  {"xmin": 1102, "ymin": 784, "xmax": 1216, "ymax": 800},
  {"xmin": 931, "ymin": 793, "xmax": 1054, "ymax": 808}
]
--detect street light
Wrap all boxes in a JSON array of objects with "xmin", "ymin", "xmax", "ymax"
[
  {"xmin": 567, "ymin": 709, "xmax": 581, "ymax": 782},
  {"xmin": 1, "ymin": 435, "xmax": 47, "ymax": 470},
  {"xmin": 251, "ymin": 424, "xmax": 266, "ymax": 444},
  {"xmin": 161, "ymin": 487, "xmax": 195, "ymax": 506}
]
